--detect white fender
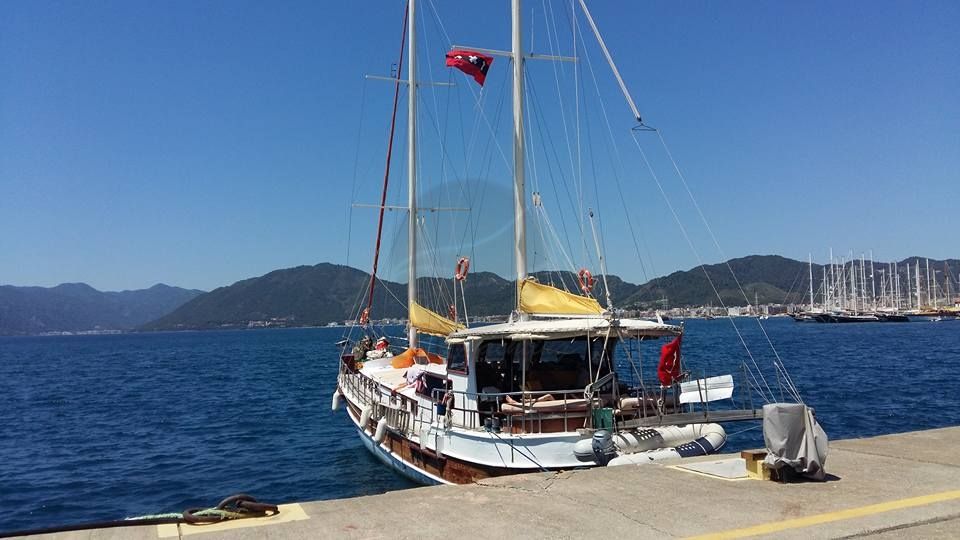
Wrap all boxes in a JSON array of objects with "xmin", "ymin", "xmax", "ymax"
[
  {"xmin": 373, "ymin": 417, "xmax": 388, "ymax": 443},
  {"xmin": 359, "ymin": 405, "xmax": 373, "ymax": 431},
  {"xmin": 331, "ymin": 390, "xmax": 341, "ymax": 411}
]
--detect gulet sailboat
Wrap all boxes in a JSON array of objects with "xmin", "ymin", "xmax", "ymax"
[{"xmin": 333, "ymin": 0, "xmax": 814, "ymax": 485}]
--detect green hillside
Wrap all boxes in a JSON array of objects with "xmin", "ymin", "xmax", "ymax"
[{"xmin": 140, "ymin": 255, "xmax": 960, "ymax": 330}]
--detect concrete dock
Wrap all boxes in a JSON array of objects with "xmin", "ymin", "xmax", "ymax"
[{"xmin": 12, "ymin": 426, "xmax": 960, "ymax": 539}]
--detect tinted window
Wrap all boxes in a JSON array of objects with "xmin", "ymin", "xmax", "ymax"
[
  {"xmin": 534, "ymin": 337, "xmax": 607, "ymax": 369},
  {"xmin": 478, "ymin": 340, "xmax": 510, "ymax": 366},
  {"xmin": 447, "ymin": 343, "xmax": 467, "ymax": 373}
]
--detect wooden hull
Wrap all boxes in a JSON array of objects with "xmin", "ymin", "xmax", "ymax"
[{"xmin": 344, "ymin": 400, "xmax": 543, "ymax": 485}]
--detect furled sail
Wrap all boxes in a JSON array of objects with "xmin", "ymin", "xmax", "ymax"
[
  {"xmin": 517, "ymin": 278, "xmax": 603, "ymax": 315},
  {"xmin": 410, "ymin": 301, "xmax": 464, "ymax": 337}
]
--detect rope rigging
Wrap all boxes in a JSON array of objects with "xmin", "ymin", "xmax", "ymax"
[
  {"xmin": 363, "ymin": 1, "xmax": 410, "ymax": 325},
  {"xmin": 341, "ymin": 0, "xmax": 808, "ymax": 409}
]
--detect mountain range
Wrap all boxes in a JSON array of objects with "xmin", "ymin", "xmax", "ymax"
[
  {"xmin": 4, "ymin": 255, "xmax": 956, "ymax": 335},
  {"xmin": 0, "ymin": 283, "xmax": 204, "ymax": 335},
  {"xmin": 145, "ymin": 255, "xmax": 959, "ymax": 331}
]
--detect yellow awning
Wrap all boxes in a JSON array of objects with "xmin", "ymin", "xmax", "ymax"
[
  {"xmin": 518, "ymin": 278, "xmax": 603, "ymax": 315},
  {"xmin": 410, "ymin": 301, "xmax": 464, "ymax": 337}
]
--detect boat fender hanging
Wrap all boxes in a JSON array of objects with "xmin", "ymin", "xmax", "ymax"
[
  {"xmin": 577, "ymin": 268, "xmax": 595, "ymax": 294},
  {"xmin": 360, "ymin": 405, "xmax": 373, "ymax": 431},
  {"xmin": 331, "ymin": 390, "xmax": 341, "ymax": 411},
  {"xmin": 373, "ymin": 417, "xmax": 389, "ymax": 443},
  {"xmin": 455, "ymin": 257, "xmax": 470, "ymax": 281}
]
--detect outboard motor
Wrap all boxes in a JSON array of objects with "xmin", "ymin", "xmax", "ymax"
[
  {"xmin": 573, "ymin": 430, "xmax": 619, "ymax": 464},
  {"xmin": 590, "ymin": 430, "xmax": 617, "ymax": 466}
]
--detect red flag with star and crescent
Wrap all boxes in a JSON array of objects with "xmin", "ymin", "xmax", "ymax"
[
  {"xmin": 658, "ymin": 335, "xmax": 682, "ymax": 386},
  {"xmin": 445, "ymin": 49, "xmax": 494, "ymax": 86}
]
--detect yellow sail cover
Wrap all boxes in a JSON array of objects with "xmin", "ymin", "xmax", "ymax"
[
  {"xmin": 518, "ymin": 278, "xmax": 603, "ymax": 315},
  {"xmin": 410, "ymin": 301, "xmax": 464, "ymax": 337}
]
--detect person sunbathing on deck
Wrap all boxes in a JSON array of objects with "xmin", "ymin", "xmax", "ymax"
[
  {"xmin": 504, "ymin": 379, "xmax": 554, "ymax": 405},
  {"xmin": 504, "ymin": 394, "xmax": 554, "ymax": 405},
  {"xmin": 392, "ymin": 353, "xmax": 429, "ymax": 394}
]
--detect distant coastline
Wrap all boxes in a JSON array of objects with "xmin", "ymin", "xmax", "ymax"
[{"xmin": 4, "ymin": 255, "xmax": 957, "ymax": 336}]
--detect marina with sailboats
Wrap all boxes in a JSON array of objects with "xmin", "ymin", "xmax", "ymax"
[{"xmin": 791, "ymin": 252, "xmax": 960, "ymax": 323}]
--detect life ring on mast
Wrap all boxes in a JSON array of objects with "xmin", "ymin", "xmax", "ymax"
[
  {"xmin": 359, "ymin": 307, "xmax": 370, "ymax": 326},
  {"xmin": 455, "ymin": 257, "xmax": 470, "ymax": 281},
  {"xmin": 577, "ymin": 268, "xmax": 595, "ymax": 294}
]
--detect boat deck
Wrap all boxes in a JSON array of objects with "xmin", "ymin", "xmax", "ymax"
[
  {"xmin": 12, "ymin": 426, "xmax": 960, "ymax": 539},
  {"xmin": 363, "ymin": 364, "xmax": 408, "ymax": 389}
]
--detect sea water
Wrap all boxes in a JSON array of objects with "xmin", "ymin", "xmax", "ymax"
[{"xmin": 1, "ymin": 319, "xmax": 958, "ymax": 533}]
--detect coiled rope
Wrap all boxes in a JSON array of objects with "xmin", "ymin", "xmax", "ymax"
[{"xmin": 0, "ymin": 493, "xmax": 279, "ymax": 539}]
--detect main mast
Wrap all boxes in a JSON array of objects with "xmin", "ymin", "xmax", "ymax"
[
  {"xmin": 916, "ymin": 260, "xmax": 922, "ymax": 309},
  {"xmin": 511, "ymin": 0, "xmax": 527, "ymax": 307},
  {"xmin": 407, "ymin": 0, "xmax": 419, "ymax": 347}
]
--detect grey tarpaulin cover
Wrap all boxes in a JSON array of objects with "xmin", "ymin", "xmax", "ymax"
[{"xmin": 762, "ymin": 402, "xmax": 829, "ymax": 481}]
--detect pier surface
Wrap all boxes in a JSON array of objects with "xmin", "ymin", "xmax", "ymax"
[{"xmin": 13, "ymin": 426, "xmax": 960, "ymax": 539}]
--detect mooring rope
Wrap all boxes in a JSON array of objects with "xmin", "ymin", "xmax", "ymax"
[{"xmin": 0, "ymin": 493, "xmax": 279, "ymax": 539}]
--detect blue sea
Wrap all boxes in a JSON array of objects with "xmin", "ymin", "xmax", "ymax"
[{"xmin": 1, "ymin": 319, "xmax": 959, "ymax": 533}]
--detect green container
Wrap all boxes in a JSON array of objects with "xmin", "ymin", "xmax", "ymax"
[{"xmin": 592, "ymin": 407, "xmax": 614, "ymax": 429}]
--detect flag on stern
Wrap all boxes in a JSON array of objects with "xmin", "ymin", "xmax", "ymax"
[
  {"xmin": 445, "ymin": 49, "xmax": 494, "ymax": 86},
  {"xmin": 658, "ymin": 335, "xmax": 682, "ymax": 386}
]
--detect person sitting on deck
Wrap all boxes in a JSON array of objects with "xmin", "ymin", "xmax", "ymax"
[
  {"xmin": 352, "ymin": 335, "xmax": 373, "ymax": 359},
  {"xmin": 392, "ymin": 352, "xmax": 430, "ymax": 394},
  {"xmin": 365, "ymin": 336, "xmax": 392, "ymax": 359}
]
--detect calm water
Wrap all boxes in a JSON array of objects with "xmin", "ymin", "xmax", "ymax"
[{"xmin": 1, "ymin": 319, "xmax": 959, "ymax": 533}]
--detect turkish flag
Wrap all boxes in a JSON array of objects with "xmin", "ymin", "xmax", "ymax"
[
  {"xmin": 657, "ymin": 335, "xmax": 682, "ymax": 386},
  {"xmin": 445, "ymin": 49, "xmax": 494, "ymax": 86}
]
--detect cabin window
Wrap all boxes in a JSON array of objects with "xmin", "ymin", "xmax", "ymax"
[
  {"xmin": 447, "ymin": 343, "xmax": 467, "ymax": 374},
  {"xmin": 523, "ymin": 337, "xmax": 615, "ymax": 392},
  {"xmin": 536, "ymin": 337, "xmax": 607, "ymax": 368},
  {"xmin": 476, "ymin": 340, "xmax": 514, "ymax": 396},
  {"xmin": 473, "ymin": 337, "xmax": 617, "ymax": 395},
  {"xmin": 478, "ymin": 340, "xmax": 511, "ymax": 365}
]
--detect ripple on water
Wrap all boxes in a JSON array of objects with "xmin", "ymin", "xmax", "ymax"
[{"xmin": 1, "ymin": 322, "xmax": 958, "ymax": 532}]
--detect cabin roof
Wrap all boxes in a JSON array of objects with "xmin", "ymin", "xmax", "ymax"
[{"xmin": 447, "ymin": 317, "xmax": 681, "ymax": 341}]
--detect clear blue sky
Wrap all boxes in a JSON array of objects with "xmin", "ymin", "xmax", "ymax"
[{"xmin": 1, "ymin": 1, "xmax": 957, "ymax": 291}]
